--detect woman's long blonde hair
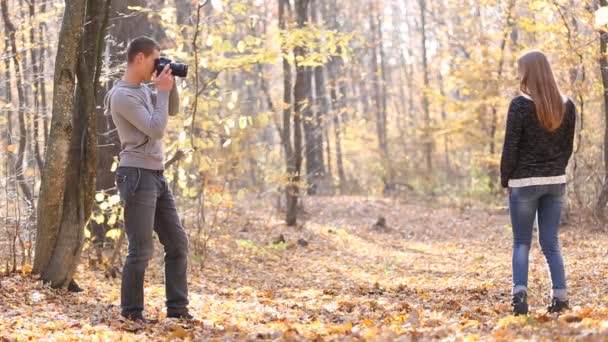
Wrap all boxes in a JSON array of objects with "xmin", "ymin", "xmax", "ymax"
[{"xmin": 518, "ymin": 50, "xmax": 565, "ymax": 132}]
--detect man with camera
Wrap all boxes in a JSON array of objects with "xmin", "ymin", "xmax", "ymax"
[{"xmin": 104, "ymin": 36, "xmax": 192, "ymax": 322}]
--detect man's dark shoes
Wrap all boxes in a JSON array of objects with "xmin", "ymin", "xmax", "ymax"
[
  {"xmin": 511, "ymin": 291, "xmax": 528, "ymax": 316},
  {"xmin": 167, "ymin": 310, "xmax": 195, "ymax": 320},
  {"xmin": 121, "ymin": 312, "xmax": 155, "ymax": 324},
  {"xmin": 547, "ymin": 298, "xmax": 569, "ymax": 314}
]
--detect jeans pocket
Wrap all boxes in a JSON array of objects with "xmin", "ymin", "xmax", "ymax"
[
  {"xmin": 116, "ymin": 168, "xmax": 141, "ymax": 201},
  {"xmin": 510, "ymin": 186, "xmax": 537, "ymax": 200},
  {"xmin": 549, "ymin": 183, "xmax": 566, "ymax": 197}
]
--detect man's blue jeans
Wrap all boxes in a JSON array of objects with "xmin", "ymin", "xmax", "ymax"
[{"xmin": 116, "ymin": 166, "xmax": 189, "ymax": 316}]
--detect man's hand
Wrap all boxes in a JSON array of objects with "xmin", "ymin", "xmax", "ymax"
[{"xmin": 154, "ymin": 64, "xmax": 174, "ymax": 92}]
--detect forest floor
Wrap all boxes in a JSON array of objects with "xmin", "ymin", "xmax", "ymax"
[{"xmin": 2, "ymin": 195, "xmax": 608, "ymax": 341}]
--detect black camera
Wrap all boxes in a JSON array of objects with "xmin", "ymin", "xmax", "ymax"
[{"xmin": 155, "ymin": 57, "xmax": 188, "ymax": 78}]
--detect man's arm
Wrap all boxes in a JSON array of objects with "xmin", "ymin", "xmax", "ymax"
[{"xmin": 112, "ymin": 90, "xmax": 169, "ymax": 140}]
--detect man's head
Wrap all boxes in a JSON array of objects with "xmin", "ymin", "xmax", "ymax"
[{"xmin": 126, "ymin": 36, "xmax": 161, "ymax": 82}]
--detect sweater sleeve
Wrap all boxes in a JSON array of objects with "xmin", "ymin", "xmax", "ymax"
[
  {"xmin": 112, "ymin": 90, "xmax": 169, "ymax": 140},
  {"xmin": 500, "ymin": 99, "xmax": 524, "ymax": 188}
]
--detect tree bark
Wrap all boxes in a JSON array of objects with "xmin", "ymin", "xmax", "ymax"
[
  {"xmin": 596, "ymin": 0, "xmax": 608, "ymax": 220},
  {"xmin": 325, "ymin": 0, "xmax": 346, "ymax": 192},
  {"xmin": 38, "ymin": 0, "xmax": 49, "ymax": 145},
  {"xmin": 34, "ymin": 0, "xmax": 110, "ymax": 288},
  {"xmin": 418, "ymin": 0, "xmax": 432, "ymax": 174},
  {"xmin": 369, "ymin": 2, "xmax": 394, "ymax": 193},
  {"xmin": 279, "ymin": 0, "xmax": 301, "ymax": 226},
  {"xmin": 488, "ymin": 0, "xmax": 516, "ymax": 191},
  {"xmin": 1, "ymin": 0, "xmax": 34, "ymax": 207},
  {"xmin": 26, "ymin": 0, "xmax": 44, "ymax": 172}
]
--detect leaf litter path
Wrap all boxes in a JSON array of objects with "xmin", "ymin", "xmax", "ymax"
[{"xmin": 2, "ymin": 196, "xmax": 608, "ymax": 341}]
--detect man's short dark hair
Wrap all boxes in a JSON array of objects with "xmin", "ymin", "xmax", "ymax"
[{"xmin": 127, "ymin": 36, "xmax": 160, "ymax": 63}]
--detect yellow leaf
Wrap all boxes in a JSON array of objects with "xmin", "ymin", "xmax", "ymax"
[
  {"xmin": 107, "ymin": 214, "xmax": 117, "ymax": 227},
  {"xmin": 239, "ymin": 117, "xmax": 248, "ymax": 129},
  {"xmin": 237, "ymin": 40, "xmax": 246, "ymax": 53},
  {"xmin": 6, "ymin": 144, "xmax": 16, "ymax": 153},
  {"xmin": 109, "ymin": 195, "xmax": 121, "ymax": 206},
  {"xmin": 167, "ymin": 326, "xmax": 190, "ymax": 340},
  {"xmin": 106, "ymin": 228, "xmax": 122, "ymax": 240},
  {"xmin": 95, "ymin": 193, "xmax": 105, "ymax": 203},
  {"xmin": 94, "ymin": 214, "xmax": 105, "ymax": 224},
  {"xmin": 21, "ymin": 264, "xmax": 32, "ymax": 275},
  {"xmin": 256, "ymin": 113, "xmax": 270, "ymax": 128}
]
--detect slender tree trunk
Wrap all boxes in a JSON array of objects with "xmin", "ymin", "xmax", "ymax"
[
  {"xmin": 38, "ymin": 0, "xmax": 49, "ymax": 145},
  {"xmin": 289, "ymin": 0, "xmax": 308, "ymax": 221},
  {"xmin": 488, "ymin": 0, "xmax": 515, "ymax": 191},
  {"xmin": 1, "ymin": 0, "xmax": 33, "ymax": 207},
  {"xmin": 369, "ymin": 2, "xmax": 393, "ymax": 193},
  {"xmin": 280, "ymin": 0, "xmax": 301, "ymax": 226},
  {"xmin": 26, "ymin": 0, "xmax": 44, "ymax": 171},
  {"xmin": 325, "ymin": 0, "xmax": 346, "ymax": 192},
  {"xmin": 418, "ymin": 0, "xmax": 432, "ymax": 173},
  {"xmin": 437, "ymin": 71, "xmax": 451, "ymax": 173},
  {"xmin": 299, "ymin": 0, "xmax": 322, "ymax": 196},
  {"xmin": 312, "ymin": 0, "xmax": 330, "ymax": 193}
]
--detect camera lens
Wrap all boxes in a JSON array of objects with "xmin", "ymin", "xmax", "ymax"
[
  {"xmin": 155, "ymin": 57, "xmax": 188, "ymax": 78},
  {"xmin": 170, "ymin": 63, "xmax": 188, "ymax": 78}
]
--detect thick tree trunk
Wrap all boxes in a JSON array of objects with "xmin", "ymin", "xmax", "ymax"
[
  {"xmin": 596, "ymin": 1, "xmax": 608, "ymax": 220},
  {"xmin": 34, "ymin": 0, "xmax": 109, "ymax": 288}
]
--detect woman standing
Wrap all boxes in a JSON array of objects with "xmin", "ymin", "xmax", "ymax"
[{"xmin": 500, "ymin": 50, "xmax": 576, "ymax": 316}]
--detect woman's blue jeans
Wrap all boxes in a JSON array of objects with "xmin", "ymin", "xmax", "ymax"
[{"xmin": 509, "ymin": 183, "xmax": 567, "ymax": 300}]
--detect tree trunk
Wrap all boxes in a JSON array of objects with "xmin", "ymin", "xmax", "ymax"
[
  {"xmin": 1, "ymin": 0, "xmax": 34, "ymax": 207},
  {"xmin": 488, "ymin": 0, "xmax": 515, "ymax": 191},
  {"xmin": 299, "ymin": 0, "xmax": 322, "ymax": 196},
  {"xmin": 418, "ymin": 0, "xmax": 432, "ymax": 174},
  {"xmin": 280, "ymin": 0, "xmax": 301, "ymax": 226},
  {"xmin": 325, "ymin": 0, "xmax": 346, "ymax": 192},
  {"xmin": 38, "ymin": 0, "xmax": 49, "ymax": 145},
  {"xmin": 369, "ymin": 2, "xmax": 394, "ymax": 193},
  {"xmin": 312, "ymin": 0, "xmax": 329, "ymax": 193},
  {"xmin": 596, "ymin": 1, "xmax": 608, "ymax": 220},
  {"xmin": 34, "ymin": 0, "xmax": 110, "ymax": 288}
]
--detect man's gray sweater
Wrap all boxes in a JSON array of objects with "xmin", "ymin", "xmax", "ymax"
[{"xmin": 104, "ymin": 80, "xmax": 179, "ymax": 170}]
